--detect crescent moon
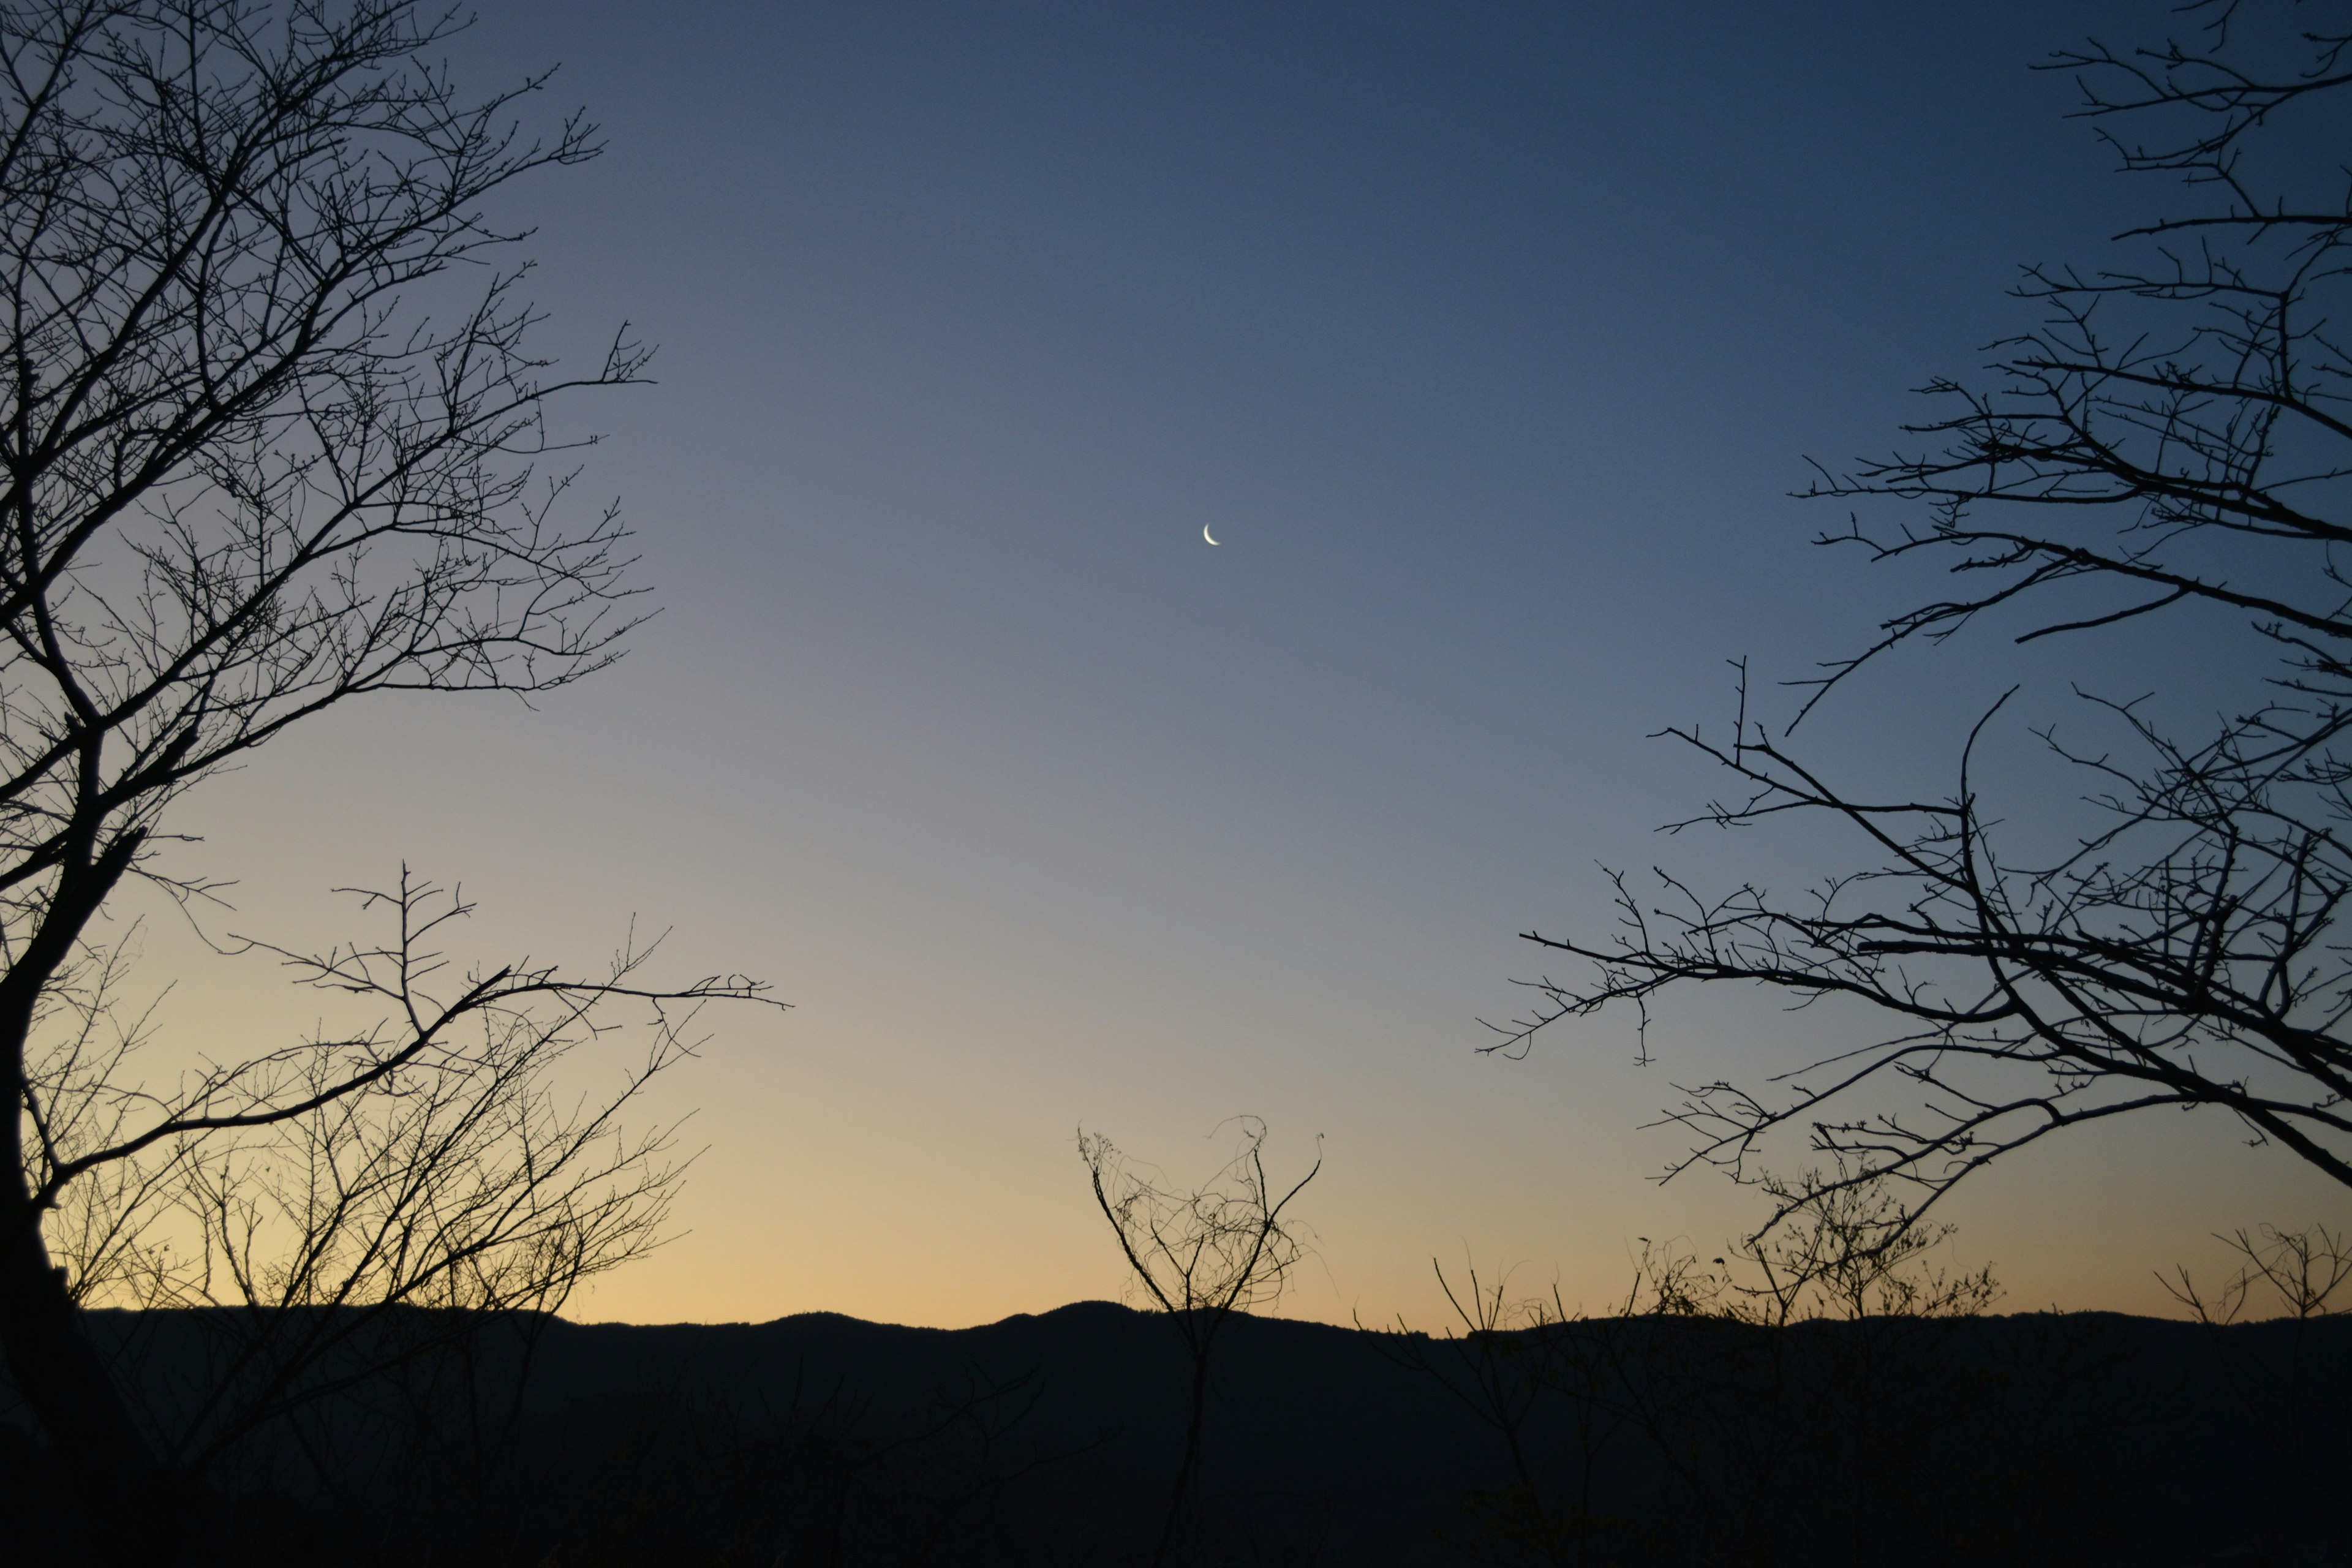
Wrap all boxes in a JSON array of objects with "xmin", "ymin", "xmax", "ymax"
[{"xmin": 1203, "ymin": 526, "xmax": 1219, "ymax": 545}]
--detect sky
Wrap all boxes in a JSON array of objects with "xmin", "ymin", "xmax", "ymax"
[{"xmin": 130, "ymin": 0, "xmax": 2346, "ymax": 1329}]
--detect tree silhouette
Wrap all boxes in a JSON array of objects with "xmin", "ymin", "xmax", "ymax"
[
  {"xmin": 1492, "ymin": 1, "xmax": 2352, "ymax": 1233},
  {"xmin": 0, "ymin": 0, "xmax": 771, "ymax": 1532},
  {"xmin": 1080, "ymin": 1117, "xmax": 1319, "ymax": 1566},
  {"xmin": 34, "ymin": 873, "xmax": 758, "ymax": 1479}
]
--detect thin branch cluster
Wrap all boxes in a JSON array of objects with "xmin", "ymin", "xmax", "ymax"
[
  {"xmin": 1492, "ymin": 2, "xmax": 2352, "ymax": 1232},
  {"xmin": 0, "ymin": 0, "xmax": 650, "ymax": 944},
  {"xmin": 0, "ymin": 2, "xmax": 775, "ymax": 1471},
  {"xmin": 30, "ymin": 871, "xmax": 764, "ymax": 1463},
  {"xmin": 1080, "ymin": 1117, "xmax": 1319, "ymax": 1324},
  {"xmin": 1079, "ymin": 1117, "xmax": 1319, "ymax": 1567}
]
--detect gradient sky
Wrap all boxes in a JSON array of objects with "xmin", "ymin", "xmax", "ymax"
[{"xmin": 130, "ymin": 0, "xmax": 2345, "ymax": 1329}]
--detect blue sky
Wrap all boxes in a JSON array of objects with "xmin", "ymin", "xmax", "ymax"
[{"xmin": 149, "ymin": 0, "xmax": 2343, "ymax": 1326}]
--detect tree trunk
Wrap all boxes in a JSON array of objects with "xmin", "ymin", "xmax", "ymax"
[
  {"xmin": 0, "ymin": 829, "xmax": 164, "ymax": 1539},
  {"xmin": 0, "ymin": 1211, "xmax": 155, "ymax": 1468},
  {"xmin": 0, "ymin": 1194, "xmax": 172, "ymax": 1568},
  {"xmin": 1155, "ymin": 1349, "xmax": 1210, "ymax": 1567}
]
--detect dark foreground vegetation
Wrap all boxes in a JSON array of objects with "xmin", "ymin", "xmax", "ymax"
[
  {"xmin": 3, "ymin": 1300, "xmax": 2344, "ymax": 1566},
  {"xmin": 2, "ymin": 5, "xmax": 2345, "ymax": 1566}
]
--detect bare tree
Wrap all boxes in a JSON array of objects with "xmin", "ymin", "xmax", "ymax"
[
  {"xmin": 1406, "ymin": 1174, "xmax": 2006, "ymax": 1567},
  {"xmin": 2163, "ymin": 1223, "xmax": 2352, "ymax": 1325},
  {"xmin": 1702, "ymin": 1163, "xmax": 2002, "ymax": 1328},
  {"xmin": 1491, "ymin": 2, "xmax": 2352, "ymax": 1234},
  {"xmin": 1079, "ymin": 1117, "xmax": 1319, "ymax": 1567},
  {"xmin": 32, "ymin": 874, "xmax": 741, "ymax": 1479},
  {"xmin": 0, "ymin": 0, "xmax": 769, "ymax": 1510},
  {"xmin": 1400, "ymin": 1261, "xmax": 1618, "ymax": 1567},
  {"xmin": 2162, "ymin": 1222, "xmax": 2352, "ymax": 1560}
]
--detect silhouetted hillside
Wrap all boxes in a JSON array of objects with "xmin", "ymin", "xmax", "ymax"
[{"xmin": 5, "ymin": 1303, "xmax": 2347, "ymax": 1564}]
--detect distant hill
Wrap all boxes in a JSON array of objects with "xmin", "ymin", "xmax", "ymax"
[{"xmin": 6, "ymin": 1302, "xmax": 2348, "ymax": 1564}]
